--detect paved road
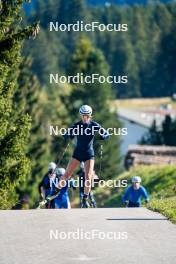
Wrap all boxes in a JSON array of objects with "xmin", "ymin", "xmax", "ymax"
[{"xmin": 0, "ymin": 208, "xmax": 176, "ymax": 264}]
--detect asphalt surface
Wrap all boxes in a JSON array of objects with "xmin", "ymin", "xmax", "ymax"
[{"xmin": 0, "ymin": 208, "xmax": 176, "ymax": 264}]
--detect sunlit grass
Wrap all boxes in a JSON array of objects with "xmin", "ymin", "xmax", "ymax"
[{"xmin": 148, "ymin": 197, "xmax": 176, "ymax": 224}]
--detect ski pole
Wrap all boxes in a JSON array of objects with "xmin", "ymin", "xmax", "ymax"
[
  {"xmin": 55, "ymin": 142, "xmax": 70, "ymax": 169},
  {"xmin": 99, "ymin": 144, "xmax": 103, "ymax": 179}
]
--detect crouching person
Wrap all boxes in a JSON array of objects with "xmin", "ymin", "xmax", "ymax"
[
  {"xmin": 122, "ymin": 176, "xmax": 149, "ymax": 207},
  {"xmin": 39, "ymin": 163, "xmax": 74, "ymax": 209}
]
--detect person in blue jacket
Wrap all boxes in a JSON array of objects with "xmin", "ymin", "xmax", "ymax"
[
  {"xmin": 53, "ymin": 168, "xmax": 75, "ymax": 209},
  {"xmin": 55, "ymin": 105, "xmax": 109, "ymax": 208},
  {"xmin": 122, "ymin": 176, "xmax": 149, "ymax": 207},
  {"xmin": 39, "ymin": 163, "xmax": 75, "ymax": 209}
]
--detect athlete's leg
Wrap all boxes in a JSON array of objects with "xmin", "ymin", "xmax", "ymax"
[
  {"xmin": 84, "ymin": 159, "xmax": 95, "ymax": 195},
  {"xmin": 57, "ymin": 158, "xmax": 80, "ymax": 189},
  {"xmin": 62, "ymin": 197, "xmax": 71, "ymax": 209},
  {"xmin": 55, "ymin": 199, "xmax": 62, "ymax": 209}
]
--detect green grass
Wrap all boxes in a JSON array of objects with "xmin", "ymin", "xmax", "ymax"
[
  {"xmin": 148, "ymin": 197, "xmax": 176, "ymax": 224},
  {"xmin": 94, "ymin": 165, "xmax": 176, "ymax": 223}
]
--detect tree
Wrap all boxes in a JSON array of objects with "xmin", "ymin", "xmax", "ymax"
[
  {"xmin": 11, "ymin": 57, "xmax": 51, "ymax": 207},
  {"xmin": 140, "ymin": 120, "xmax": 162, "ymax": 145},
  {"xmin": 0, "ymin": 0, "xmax": 39, "ymax": 209},
  {"xmin": 25, "ymin": 1, "xmax": 176, "ymax": 99},
  {"xmin": 162, "ymin": 115, "xmax": 176, "ymax": 146},
  {"xmin": 13, "ymin": 56, "xmax": 71, "ymax": 208},
  {"xmin": 58, "ymin": 0, "xmax": 86, "ymax": 24},
  {"xmin": 153, "ymin": 23, "xmax": 176, "ymax": 97},
  {"xmin": 140, "ymin": 115, "xmax": 176, "ymax": 146}
]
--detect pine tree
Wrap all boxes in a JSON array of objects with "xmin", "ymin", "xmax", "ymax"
[
  {"xmin": 154, "ymin": 23, "xmax": 176, "ymax": 97},
  {"xmin": 13, "ymin": 57, "xmax": 71, "ymax": 207},
  {"xmin": 162, "ymin": 115, "xmax": 176, "ymax": 146},
  {"xmin": 0, "ymin": 0, "xmax": 39, "ymax": 209},
  {"xmin": 112, "ymin": 34, "xmax": 140, "ymax": 98},
  {"xmin": 140, "ymin": 120, "xmax": 162, "ymax": 145},
  {"xmin": 12, "ymin": 58, "xmax": 51, "ymax": 207},
  {"xmin": 58, "ymin": 0, "xmax": 86, "ymax": 24}
]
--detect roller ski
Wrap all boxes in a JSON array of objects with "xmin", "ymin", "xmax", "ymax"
[
  {"xmin": 37, "ymin": 190, "xmax": 60, "ymax": 209},
  {"xmin": 90, "ymin": 198, "xmax": 97, "ymax": 208},
  {"xmin": 81, "ymin": 196, "xmax": 90, "ymax": 208}
]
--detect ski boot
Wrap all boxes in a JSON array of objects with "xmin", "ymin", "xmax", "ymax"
[
  {"xmin": 90, "ymin": 199, "xmax": 97, "ymax": 208},
  {"xmin": 81, "ymin": 196, "xmax": 90, "ymax": 208},
  {"xmin": 89, "ymin": 192, "xmax": 97, "ymax": 208}
]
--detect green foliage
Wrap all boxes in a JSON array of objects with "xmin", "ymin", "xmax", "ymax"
[
  {"xmin": 14, "ymin": 57, "xmax": 71, "ymax": 208},
  {"xmin": 148, "ymin": 197, "xmax": 176, "ymax": 224},
  {"xmin": 0, "ymin": 0, "xmax": 39, "ymax": 209},
  {"xmin": 141, "ymin": 115, "xmax": 176, "ymax": 146},
  {"xmin": 25, "ymin": 1, "xmax": 176, "ymax": 98},
  {"xmin": 12, "ymin": 58, "xmax": 50, "ymax": 206}
]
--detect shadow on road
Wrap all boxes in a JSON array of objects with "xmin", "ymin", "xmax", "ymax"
[{"xmin": 106, "ymin": 218, "xmax": 168, "ymax": 221}]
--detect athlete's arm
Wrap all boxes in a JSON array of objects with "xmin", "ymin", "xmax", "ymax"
[
  {"xmin": 94, "ymin": 122, "xmax": 110, "ymax": 140},
  {"xmin": 141, "ymin": 187, "xmax": 149, "ymax": 203},
  {"xmin": 122, "ymin": 187, "xmax": 130, "ymax": 204}
]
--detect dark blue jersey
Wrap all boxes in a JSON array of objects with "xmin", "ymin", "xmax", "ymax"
[{"xmin": 64, "ymin": 120, "xmax": 109, "ymax": 161}]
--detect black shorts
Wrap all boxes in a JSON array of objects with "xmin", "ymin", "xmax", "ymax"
[{"xmin": 72, "ymin": 150, "xmax": 94, "ymax": 162}]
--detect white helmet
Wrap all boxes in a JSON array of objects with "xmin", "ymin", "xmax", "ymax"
[
  {"xmin": 79, "ymin": 105, "xmax": 92, "ymax": 116},
  {"xmin": 132, "ymin": 176, "xmax": 141, "ymax": 183},
  {"xmin": 48, "ymin": 162, "xmax": 57, "ymax": 171},
  {"xmin": 57, "ymin": 168, "xmax": 66, "ymax": 176}
]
